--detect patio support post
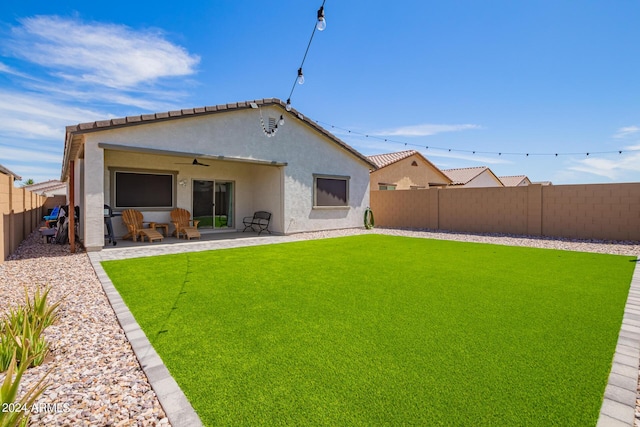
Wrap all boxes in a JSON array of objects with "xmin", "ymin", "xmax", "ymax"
[{"xmin": 69, "ymin": 160, "xmax": 75, "ymax": 253}]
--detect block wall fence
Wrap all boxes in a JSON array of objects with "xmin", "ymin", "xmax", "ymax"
[
  {"xmin": 0, "ymin": 174, "xmax": 48, "ymax": 262},
  {"xmin": 370, "ymin": 183, "xmax": 640, "ymax": 241}
]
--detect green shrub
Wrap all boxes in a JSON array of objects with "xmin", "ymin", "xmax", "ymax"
[
  {"xmin": 0, "ymin": 286, "xmax": 62, "ymax": 372},
  {"xmin": 25, "ymin": 287, "xmax": 62, "ymax": 332},
  {"xmin": 0, "ymin": 349, "xmax": 50, "ymax": 427},
  {"xmin": 0, "ymin": 334, "xmax": 13, "ymax": 373}
]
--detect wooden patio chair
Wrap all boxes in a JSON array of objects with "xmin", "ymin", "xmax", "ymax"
[
  {"xmin": 121, "ymin": 209, "xmax": 164, "ymax": 243},
  {"xmin": 170, "ymin": 208, "xmax": 201, "ymax": 240}
]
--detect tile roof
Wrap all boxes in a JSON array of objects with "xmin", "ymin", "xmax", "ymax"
[
  {"xmin": 62, "ymin": 98, "xmax": 377, "ymax": 180},
  {"xmin": 23, "ymin": 179, "xmax": 67, "ymax": 194},
  {"xmin": 442, "ymin": 166, "xmax": 491, "ymax": 185},
  {"xmin": 0, "ymin": 164, "xmax": 21, "ymax": 180},
  {"xmin": 367, "ymin": 150, "xmax": 418, "ymax": 168},
  {"xmin": 498, "ymin": 175, "xmax": 529, "ymax": 187}
]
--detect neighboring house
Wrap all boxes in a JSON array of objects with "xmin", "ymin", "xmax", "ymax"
[
  {"xmin": 443, "ymin": 166, "xmax": 504, "ymax": 188},
  {"xmin": 367, "ymin": 150, "xmax": 451, "ymax": 190},
  {"xmin": 23, "ymin": 180, "xmax": 68, "ymax": 197},
  {"xmin": 0, "ymin": 164, "xmax": 21, "ymax": 184},
  {"xmin": 61, "ymin": 98, "xmax": 377, "ymax": 251},
  {"xmin": 498, "ymin": 175, "xmax": 531, "ymax": 187},
  {"xmin": 23, "ymin": 180, "xmax": 68, "ymax": 213}
]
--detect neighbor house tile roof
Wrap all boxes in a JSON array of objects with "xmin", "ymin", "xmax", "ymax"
[
  {"xmin": 367, "ymin": 150, "xmax": 418, "ymax": 168},
  {"xmin": 0, "ymin": 164, "xmax": 21, "ymax": 180},
  {"xmin": 499, "ymin": 175, "xmax": 530, "ymax": 187},
  {"xmin": 443, "ymin": 166, "xmax": 491, "ymax": 185},
  {"xmin": 62, "ymin": 98, "xmax": 377, "ymax": 180},
  {"xmin": 23, "ymin": 180, "xmax": 67, "ymax": 195}
]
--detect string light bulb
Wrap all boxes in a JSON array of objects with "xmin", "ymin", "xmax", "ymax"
[
  {"xmin": 279, "ymin": 115, "xmax": 285, "ymax": 126},
  {"xmin": 285, "ymin": 99, "xmax": 292, "ymax": 111},
  {"xmin": 316, "ymin": 6, "xmax": 326, "ymax": 31},
  {"xmin": 297, "ymin": 68, "xmax": 305, "ymax": 85}
]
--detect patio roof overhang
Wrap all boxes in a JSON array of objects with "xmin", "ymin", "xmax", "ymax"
[{"xmin": 98, "ymin": 143, "xmax": 288, "ymax": 167}]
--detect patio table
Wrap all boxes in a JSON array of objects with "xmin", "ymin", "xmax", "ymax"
[{"xmin": 149, "ymin": 222, "xmax": 170, "ymax": 237}]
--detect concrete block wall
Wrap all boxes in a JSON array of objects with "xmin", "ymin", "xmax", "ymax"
[{"xmin": 371, "ymin": 183, "xmax": 640, "ymax": 241}]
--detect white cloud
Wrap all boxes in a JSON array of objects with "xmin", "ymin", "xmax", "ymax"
[
  {"xmin": 0, "ymin": 145, "xmax": 62, "ymax": 164},
  {"xmin": 568, "ymin": 151, "xmax": 640, "ymax": 180},
  {"xmin": 613, "ymin": 126, "xmax": 640, "ymax": 139},
  {"xmin": 0, "ymin": 62, "xmax": 32, "ymax": 79},
  {"xmin": 374, "ymin": 123, "xmax": 482, "ymax": 137},
  {"xmin": 9, "ymin": 15, "xmax": 200, "ymax": 90},
  {"xmin": 0, "ymin": 90, "xmax": 107, "ymax": 139}
]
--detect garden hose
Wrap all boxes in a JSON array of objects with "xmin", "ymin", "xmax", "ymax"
[{"xmin": 364, "ymin": 207, "xmax": 374, "ymax": 229}]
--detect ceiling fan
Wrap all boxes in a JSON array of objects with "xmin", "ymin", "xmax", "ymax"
[{"xmin": 175, "ymin": 158, "xmax": 210, "ymax": 167}]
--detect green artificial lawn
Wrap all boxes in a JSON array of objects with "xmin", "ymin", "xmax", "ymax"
[
  {"xmin": 101, "ymin": 235, "xmax": 637, "ymax": 426},
  {"xmin": 193, "ymin": 216, "xmax": 228, "ymax": 228}
]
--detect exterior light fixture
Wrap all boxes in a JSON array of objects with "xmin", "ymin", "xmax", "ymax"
[
  {"xmin": 316, "ymin": 6, "xmax": 326, "ymax": 31},
  {"xmin": 279, "ymin": 115, "xmax": 285, "ymax": 126},
  {"xmin": 297, "ymin": 68, "xmax": 305, "ymax": 85},
  {"xmin": 286, "ymin": 99, "xmax": 292, "ymax": 111}
]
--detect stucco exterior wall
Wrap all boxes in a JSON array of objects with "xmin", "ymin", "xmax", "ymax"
[
  {"xmin": 78, "ymin": 105, "xmax": 371, "ymax": 249},
  {"xmin": 369, "ymin": 154, "xmax": 449, "ymax": 190},
  {"xmin": 464, "ymin": 171, "xmax": 503, "ymax": 188},
  {"xmin": 100, "ymin": 150, "xmax": 282, "ymax": 241}
]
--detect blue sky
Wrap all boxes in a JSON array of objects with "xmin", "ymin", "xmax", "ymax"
[{"xmin": 0, "ymin": 1, "xmax": 639, "ymax": 184}]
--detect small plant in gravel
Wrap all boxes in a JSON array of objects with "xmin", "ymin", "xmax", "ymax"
[
  {"xmin": 0, "ymin": 348, "xmax": 50, "ymax": 427},
  {"xmin": 0, "ymin": 286, "xmax": 62, "ymax": 372}
]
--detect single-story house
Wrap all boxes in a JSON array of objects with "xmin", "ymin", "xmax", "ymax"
[
  {"xmin": 23, "ymin": 179, "xmax": 68, "ymax": 197},
  {"xmin": 0, "ymin": 164, "xmax": 21, "ymax": 184},
  {"xmin": 23, "ymin": 180, "xmax": 68, "ymax": 213},
  {"xmin": 367, "ymin": 150, "xmax": 451, "ymax": 190},
  {"xmin": 61, "ymin": 98, "xmax": 377, "ymax": 251},
  {"xmin": 443, "ymin": 166, "xmax": 504, "ymax": 188},
  {"xmin": 498, "ymin": 175, "xmax": 531, "ymax": 187}
]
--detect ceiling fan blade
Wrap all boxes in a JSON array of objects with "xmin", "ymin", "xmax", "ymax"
[{"xmin": 175, "ymin": 158, "xmax": 209, "ymax": 166}]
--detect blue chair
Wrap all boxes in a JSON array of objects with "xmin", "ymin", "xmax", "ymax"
[{"xmin": 44, "ymin": 206, "xmax": 60, "ymax": 222}]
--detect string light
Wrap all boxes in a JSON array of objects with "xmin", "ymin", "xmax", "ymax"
[
  {"xmin": 258, "ymin": 108, "xmax": 284, "ymax": 138},
  {"xmin": 285, "ymin": 1, "xmax": 327, "ymax": 111},
  {"xmin": 316, "ymin": 6, "xmax": 326, "ymax": 31},
  {"xmin": 316, "ymin": 120, "xmax": 640, "ymax": 158}
]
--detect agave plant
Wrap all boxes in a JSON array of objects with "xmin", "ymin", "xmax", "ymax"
[
  {"xmin": 0, "ymin": 349, "xmax": 50, "ymax": 427},
  {"xmin": 0, "ymin": 334, "xmax": 14, "ymax": 373},
  {"xmin": 5, "ymin": 313, "xmax": 49, "ymax": 369},
  {"xmin": 24, "ymin": 287, "xmax": 63, "ymax": 333}
]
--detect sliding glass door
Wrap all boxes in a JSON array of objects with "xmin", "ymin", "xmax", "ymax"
[{"xmin": 192, "ymin": 180, "xmax": 233, "ymax": 229}]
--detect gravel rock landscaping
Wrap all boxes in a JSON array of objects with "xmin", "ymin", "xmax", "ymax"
[
  {"xmin": 0, "ymin": 230, "xmax": 169, "ymax": 426},
  {"xmin": 1, "ymin": 226, "xmax": 638, "ymax": 426}
]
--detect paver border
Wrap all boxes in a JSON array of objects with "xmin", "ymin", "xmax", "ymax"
[
  {"xmin": 597, "ymin": 260, "xmax": 640, "ymax": 427},
  {"xmin": 86, "ymin": 235, "xmax": 639, "ymax": 426},
  {"xmin": 88, "ymin": 252, "xmax": 204, "ymax": 427}
]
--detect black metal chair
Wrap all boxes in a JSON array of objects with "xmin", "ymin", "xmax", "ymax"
[{"xmin": 242, "ymin": 211, "xmax": 272, "ymax": 235}]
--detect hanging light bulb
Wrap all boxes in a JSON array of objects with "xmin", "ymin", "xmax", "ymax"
[
  {"xmin": 316, "ymin": 6, "xmax": 326, "ymax": 31},
  {"xmin": 297, "ymin": 68, "xmax": 305, "ymax": 85},
  {"xmin": 285, "ymin": 99, "xmax": 292, "ymax": 111},
  {"xmin": 279, "ymin": 115, "xmax": 285, "ymax": 126}
]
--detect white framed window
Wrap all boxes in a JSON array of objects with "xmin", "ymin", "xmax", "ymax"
[
  {"xmin": 110, "ymin": 169, "xmax": 176, "ymax": 210},
  {"xmin": 313, "ymin": 174, "xmax": 349, "ymax": 208}
]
